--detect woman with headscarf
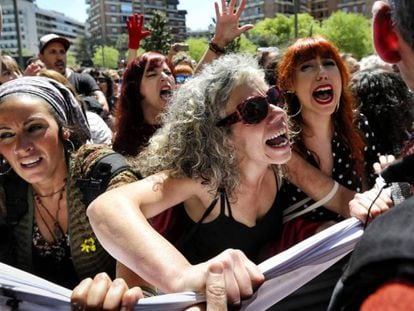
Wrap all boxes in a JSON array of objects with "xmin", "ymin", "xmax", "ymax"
[{"xmin": 0, "ymin": 76, "xmax": 138, "ymax": 289}]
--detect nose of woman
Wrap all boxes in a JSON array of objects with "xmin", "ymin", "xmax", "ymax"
[{"xmin": 316, "ymin": 65, "xmax": 328, "ymax": 81}]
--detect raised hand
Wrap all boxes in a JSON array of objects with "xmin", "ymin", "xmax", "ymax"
[
  {"xmin": 213, "ymin": 0, "xmax": 254, "ymax": 47},
  {"xmin": 126, "ymin": 13, "xmax": 151, "ymax": 50}
]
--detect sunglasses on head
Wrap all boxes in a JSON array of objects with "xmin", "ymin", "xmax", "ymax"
[{"xmin": 216, "ymin": 86, "xmax": 285, "ymax": 127}]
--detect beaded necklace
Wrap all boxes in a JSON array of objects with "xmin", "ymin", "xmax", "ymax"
[{"xmin": 33, "ymin": 180, "xmax": 67, "ymax": 242}]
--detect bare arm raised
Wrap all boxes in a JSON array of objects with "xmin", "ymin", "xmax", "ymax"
[{"xmin": 195, "ymin": 0, "xmax": 253, "ymax": 73}]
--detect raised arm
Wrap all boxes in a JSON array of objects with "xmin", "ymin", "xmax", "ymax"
[
  {"xmin": 87, "ymin": 171, "xmax": 263, "ymax": 304},
  {"xmin": 126, "ymin": 13, "xmax": 151, "ymax": 65},
  {"xmin": 195, "ymin": 0, "xmax": 253, "ymax": 73}
]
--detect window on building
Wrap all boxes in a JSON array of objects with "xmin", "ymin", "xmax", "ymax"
[
  {"xmin": 112, "ymin": 27, "xmax": 118, "ymax": 33},
  {"xmin": 110, "ymin": 5, "xmax": 117, "ymax": 12},
  {"xmin": 111, "ymin": 17, "xmax": 117, "ymax": 23},
  {"xmin": 121, "ymin": 3, "xmax": 132, "ymax": 14}
]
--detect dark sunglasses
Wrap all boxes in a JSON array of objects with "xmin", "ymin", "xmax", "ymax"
[{"xmin": 216, "ymin": 86, "xmax": 285, "ymax": 127}]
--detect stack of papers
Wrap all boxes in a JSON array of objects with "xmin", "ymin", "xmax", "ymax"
[{"xmin": 0, "ymin": 218, "xmax": 363, "ymax": 310}]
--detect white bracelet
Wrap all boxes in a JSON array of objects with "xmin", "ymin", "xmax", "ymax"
[{"xmin": 283, "ymin": 181, "xmax": 340, "ymax": 223}]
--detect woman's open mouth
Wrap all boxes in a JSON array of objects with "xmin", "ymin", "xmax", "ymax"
[{"xmin": 312, "ymin": 84, "xmax": 334, "ymax": 105}]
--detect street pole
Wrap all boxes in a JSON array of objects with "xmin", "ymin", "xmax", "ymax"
[
  {"xmin": 294, "ymin": 0, "xmax": 299, "ymax": 38},
  {"xmin": 12, "ymin": 0, "xmax": 23, "ymax": 68}
]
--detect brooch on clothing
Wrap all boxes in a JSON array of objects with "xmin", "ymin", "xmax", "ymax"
[{"xmin": 80, "ymin": 237, "xmax": 96, "ymax": 253}]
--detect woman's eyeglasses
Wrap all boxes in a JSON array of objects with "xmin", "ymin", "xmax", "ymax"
[{"xmin": 216, "ymin": 86, "xmax": 285, "ymax": 127}]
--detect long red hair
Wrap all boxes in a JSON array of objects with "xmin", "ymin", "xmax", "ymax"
[
  {"xmin": 113, "ymin": 52, "xmax": 174, "ymax": 156},
  {"xmin": 278, "ymin": 36, "xmax": 365, "ymax": 177}
]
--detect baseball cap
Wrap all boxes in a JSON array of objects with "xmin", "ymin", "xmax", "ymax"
[{"xmin": 39, "ymin": 34, "xmax": 70, "ymax": 53}]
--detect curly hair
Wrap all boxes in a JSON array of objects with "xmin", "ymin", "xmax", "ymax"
[
  {"xmin": 351, "ymin": 69, "xmax": 414, "ymax": 155},
  {"xmin": 112, "ymin": 52, "xmax": 174, "ymax": 156},
  {"xmin": 136, "ymin": 54, "xmax": 267, "ymax": 195},
  {"xmin": 278, "ymin": 36, "xmax": 366, "ymax": 176}
]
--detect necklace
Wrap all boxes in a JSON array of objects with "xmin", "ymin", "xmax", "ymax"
[
  {"xmin": 34, "ymin": 180, "xmax": 67, "ymax": 197},
  {"xmin": 33, "ymin": 180, "xmax": 67, "ymax": 242}
]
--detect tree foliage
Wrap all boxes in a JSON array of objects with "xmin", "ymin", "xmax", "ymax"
[
  {"xmin": 141, "ymin": 11, "xmax": 173, "ymax": 55},
  {"xmin": 316, "ymin": 11, "xmax": 373, "ymax": 59},
  {"xmin": 238, "ymin": 34, "xmax": 257, "ymax": 54},
  {"xmin": 185, "ymin": 37, "xmax": 208, "ymax": 62},
  {"xmin": 92, "ymin": 45, "xmax": 119, "ymax": 69},
  {"xmin": 249, "ymin": 13, "xmax": 319, "ymax": 48},
  {"xmin": 73, "ymin": 34, "xmax": 92, "ymax": 65},
  {"xmin": 115, "ymin": 33, "xmax": 129, "ymax": 60},
  {"xmin": 66, "ymin": 50, "xmax": 79, "ymax": 68}
]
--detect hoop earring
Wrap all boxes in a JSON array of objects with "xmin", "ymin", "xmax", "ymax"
[
  {"xmin": 64, "ymin": 139, "xmax": 75, "ymax": 153},
  {"xmin": 335, "ymin": 102, "xmax": 340, "ymax": 112},
  {"xmin": 0, "ymin": 157, "xmax": 12, "ymax": 175},
  {"xmin": 285, "ymin": 91, "xmax": 302, "ymax": 118}
]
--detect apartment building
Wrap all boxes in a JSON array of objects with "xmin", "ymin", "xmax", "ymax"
[
  {"xmin": 0, "ymin": 0, "xmax": 85, "ymax": 55},
  {"xmin": 239, "ymin": 0, "xmax": 375, "ymax": 25},
  {"xmin": 86, "ymin": 0, "xmax": 187, "ymax": 46}
]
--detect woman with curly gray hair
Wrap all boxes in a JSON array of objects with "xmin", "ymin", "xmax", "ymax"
[{"xmin": 87, "ymin": 53, "xmax": 291, "ymax": 305}]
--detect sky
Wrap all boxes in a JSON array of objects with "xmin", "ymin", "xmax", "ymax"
[{"xmin": 35, "ymin": 0, "xmax": 215, "ymax": 31}]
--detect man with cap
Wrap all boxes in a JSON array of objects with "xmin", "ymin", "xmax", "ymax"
[{"xmin": 38, "ymin": 33, "xmax": 109, "ymax": 114}]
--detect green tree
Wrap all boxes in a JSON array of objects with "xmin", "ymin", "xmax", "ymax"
[
  {"xmin": 92, "ymin": 45, "xmax": 119, "ymax": 69},
  {"xmin": 66, "ymin": 50, "xmax": 79, "ymax": 68},
  {"xmin": 249, "ymin": 15, "xmax": 291, "ymax": 47},
  {"xmin": 73, "ymin": 34, "xmax": 92, "ymax": 65},
  {"xmin": 115, "ymin": 33, "xmax": 129, "ymax": 60},
  {"xmin": 317, "ymin": 11, "xmax": 373, "ymax": 59},
  {"xmin": 249, "ymin": 13, "xmax": 319, "ymax": 48},
  {"xmin": 185, "ymin": 37, "xmax": 208, "ymax": 62},
  {"xmin": 238, "ymin": 34, "xmax": 257, "ymax": 54},
  {"xmin": 292, "ymin": 13, "xmax": 321, "ymax": 38},
  {"xmin": 141, "ymin": 11, "xmax": 172, "ymax": 55}
]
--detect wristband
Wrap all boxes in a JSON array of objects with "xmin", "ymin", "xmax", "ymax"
[{"xmin": 209, "ymin": 41, "xmax": 226, "ymax": 55}]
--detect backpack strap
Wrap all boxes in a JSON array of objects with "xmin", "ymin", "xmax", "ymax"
[{"xmin": 76, "ymin": 152, "xmax": 131, "ymax": 206}]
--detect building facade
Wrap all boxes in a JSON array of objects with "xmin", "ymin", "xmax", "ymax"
[
  {"xmin": 0, "ymin": 0, "xmax": 85, "ymax": 56},
  {"xmin": 86, "ymin": 0, "xmax": 187, "ymax": 46},
  {"xmin": 239, "ymin": 0, "xmax": 375, "ymax": 25}
]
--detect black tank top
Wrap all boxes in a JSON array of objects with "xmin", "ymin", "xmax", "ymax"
[{"xmin": 173, "ymin": 187, "xmax": 283, "ymax": 264}]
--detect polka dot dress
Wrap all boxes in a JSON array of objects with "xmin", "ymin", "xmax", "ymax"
[{"xmin": 280, "ymin": 113, "xmax": 380, "ymax": 221}]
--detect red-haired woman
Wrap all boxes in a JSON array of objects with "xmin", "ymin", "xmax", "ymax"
[
  {"xmin": 277, "ymin": 36, "xmax": 380, "ymax": 249},
  {"xmin": 112, "ymin": 52, "xmax": 175, "ymax": 157},
  {"xmin": 271, "ymin": 35, "xmax": 380, "ymax": 310}
]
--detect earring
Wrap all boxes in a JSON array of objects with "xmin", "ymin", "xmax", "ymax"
[
  {"xmin": 64, "ymin": 139, "xmax": 76, "ymax": 153},
  {"xmin": 0, "ymin": 157, "xmax": 12, "ymax": 175},
  {"xmin": 286, "ymin": 92, "xmax": 302, "ymax": 118},
  {"xmin": 335, "ymin": 102, "xmax": 340, "ymax": 113}
]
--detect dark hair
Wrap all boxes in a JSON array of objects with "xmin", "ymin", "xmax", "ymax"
[
  {"xmin": 390, "ymin": 0, "xmax": 414, "ymax": 49},
  {"xmin": 112, "ymin": 52, "xmax": 174, "ymax": 155},
  {"xmin": 350, "ymin": 69, "xmax": 414, "ymax": 155}
]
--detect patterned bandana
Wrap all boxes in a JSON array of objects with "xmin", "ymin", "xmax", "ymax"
[{"xmin": 0, "ymin": 76, "xmax": 90, "ymax": 140}]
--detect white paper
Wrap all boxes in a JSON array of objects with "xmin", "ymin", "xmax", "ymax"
[{"xmin": 0, "ymin": 218, "xmax": 363, "ymax": 310}]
